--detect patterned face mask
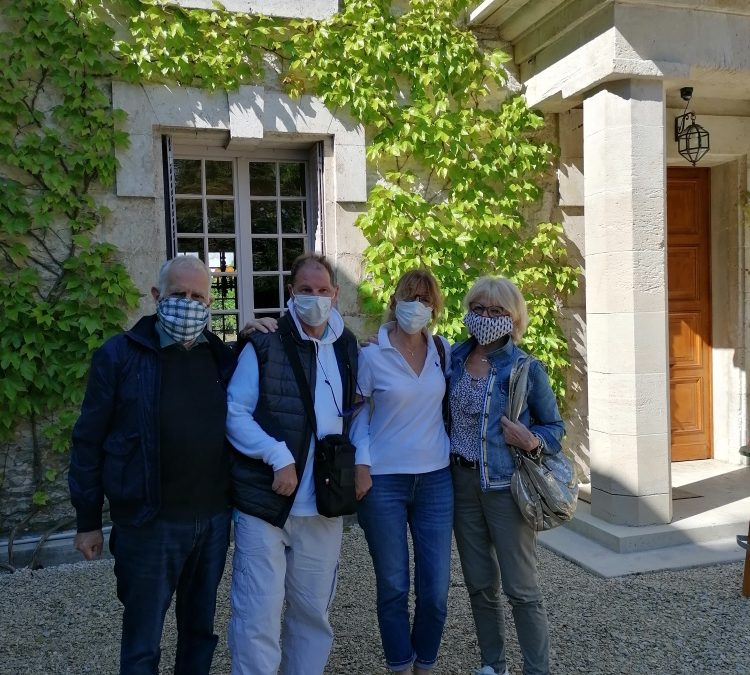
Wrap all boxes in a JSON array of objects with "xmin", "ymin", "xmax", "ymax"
[
  {"xmin": 157, "ymin": 297, "xmax": 209, "ymax": 343},
  {"xmin": 463, "ymin": 312, "xmax": 513, "ymax": 346}
]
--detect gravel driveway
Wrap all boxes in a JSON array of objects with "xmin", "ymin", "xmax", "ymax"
[{"xmin": 0, "ymin": 524, "xmax": 747, "ymax": 674}]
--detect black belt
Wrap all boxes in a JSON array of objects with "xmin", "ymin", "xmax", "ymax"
[{"xmin": 450, "ymin": 453, "xmax": 479, "ymax": 469}]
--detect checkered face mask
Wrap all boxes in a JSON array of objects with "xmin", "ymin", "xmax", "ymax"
[
  {"xmin": 463, "ymin": 312, "xmax": 513, "ymax": 345},
  {"xmin": 157, "ymin": 297, "xmax": 209, "ymax": 343}
]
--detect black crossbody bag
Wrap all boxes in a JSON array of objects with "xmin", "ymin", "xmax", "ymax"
[{"xmin": 280, "ymin": 330, "xmax": 358, "ymax": 518}]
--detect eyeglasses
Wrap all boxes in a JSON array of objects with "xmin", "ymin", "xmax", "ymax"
[
  {"xmin": 405, "ymin": 294, "xmax": 432, "ymax": 306},
  {"xmin": 470, "ymin": 303, "xmax": 508, "ymax": 319}
]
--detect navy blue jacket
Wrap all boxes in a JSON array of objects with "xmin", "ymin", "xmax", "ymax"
[{"xmin": 68, "ymin": 315, "xmax": 236, "ymax": 532}]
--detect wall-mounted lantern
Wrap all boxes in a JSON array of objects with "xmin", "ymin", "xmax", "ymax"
[{"xmin": 674, "ymin": 86, "xmax": 710, "ymax": 166}]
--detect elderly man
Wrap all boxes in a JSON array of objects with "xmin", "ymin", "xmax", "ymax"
[
  {"xmin": 227, "ymin": 252, "xmax": 360, "ymax": 675},
  {"xmin": 69, "ymin": 255, "xmax": 236, "ymax": 675}
]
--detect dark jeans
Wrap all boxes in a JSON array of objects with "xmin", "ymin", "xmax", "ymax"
[{"xmin": 110, "ymin": 509, "xmax": 231, "ymax": 675}]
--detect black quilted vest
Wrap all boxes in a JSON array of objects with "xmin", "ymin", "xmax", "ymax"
[{"xmin": 230, "ymin": 314, "xmax": 358, "ymax": 527}]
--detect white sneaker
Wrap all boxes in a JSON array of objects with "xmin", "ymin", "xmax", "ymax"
[{"xmin": 473, "ymin": 667, "xmax": 509, "ymax": 675}]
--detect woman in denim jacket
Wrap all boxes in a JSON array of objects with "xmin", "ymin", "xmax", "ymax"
[{"xmin": 449, "ymin": 276, "xmax": 565, "ymax": 675}]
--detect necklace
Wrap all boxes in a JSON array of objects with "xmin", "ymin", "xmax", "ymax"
[
  {"xmin": 402, "ymin": 343, "xmax": 424, "ymax": 358},
  {"xmin": 393, "ymin": 329, "xmax": 423, "ymax": 359}
]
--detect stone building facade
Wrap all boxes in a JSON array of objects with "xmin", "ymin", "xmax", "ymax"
[{"xmin": 472, "ymin": 0, "xmax": 750, "ymax": 536}]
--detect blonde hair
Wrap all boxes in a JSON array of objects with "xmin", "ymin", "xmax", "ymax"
[
  {"xmin": 386, "ymin": 269, "xmax": 444, "ymax": 323},
  {"xmin": 463, "ymin": 276, "xmax": 528, "ymax": 342}
]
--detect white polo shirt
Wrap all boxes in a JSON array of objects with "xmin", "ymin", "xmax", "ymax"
[{"xmin": 351, "ymin": 322, "xmax": 451, "ymax": 475}]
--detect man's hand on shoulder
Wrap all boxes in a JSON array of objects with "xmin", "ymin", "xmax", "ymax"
[
  {"xmin": 74, "ymin": 529, "xmax": 104, "ymax": 560},
  {"xmin": 240, "ymin": 317, "xmax": 279, "ymax": 337},
  {"xmin": 272, "ymin": 464, "xmax": 298, "ymax": 496}
]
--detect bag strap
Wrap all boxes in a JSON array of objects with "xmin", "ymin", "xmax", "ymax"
[
  {"xmin": 279, "ymin": 324, "xmax": 319, "ymax": 439},
  {"xmin": 280, "ymin": 319, "xmax": 355, "ymax": 438},
  {"xmin": 332, "ymin": 335, "xmax": 355, "ymax": 437},
  {"xmin": 433, "ymin": 335, "xmax": 450, "ymax": 431},
  {"xmin": 433, "ymin": 334, "xmax": 446, "ymax": 372},
  {"xmin": 506, "ymin": 355, "xmax": 534, "ymax": 423}
]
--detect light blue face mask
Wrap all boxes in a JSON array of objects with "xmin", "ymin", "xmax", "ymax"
[
  {"xmin": 293, "ymin": 294, "xmax": 333, "ymax": 327},
  {"xmin": 394, "ymin": 300, "xmax": 433, "ymax": 334}
]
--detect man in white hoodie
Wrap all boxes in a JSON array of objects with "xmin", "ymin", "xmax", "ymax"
[{"xmin": 226, "ymin": 253, "xmax": 360, "ymax": 675}]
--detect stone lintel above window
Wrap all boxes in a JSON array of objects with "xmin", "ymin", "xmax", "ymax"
[{"xmin": 112, "ymin": 81, "xmax": 366, "ymax": 203}]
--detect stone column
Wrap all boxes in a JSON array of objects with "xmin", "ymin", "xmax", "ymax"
[{"xmin": 583, "ymin": 79, "xmax": 672, "ymax": 525}]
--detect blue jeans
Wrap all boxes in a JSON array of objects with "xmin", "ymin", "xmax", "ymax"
[
  {"xmin": 110, "ymin": 510, "xmax": 231, "ymax": 675},
  {"xmin": 357, "ymin": 467, "xmax": 453, "ymax": 671},
  {"xmin": 452, "ymin": 466, "xmax": 550, "ymax": 675}
]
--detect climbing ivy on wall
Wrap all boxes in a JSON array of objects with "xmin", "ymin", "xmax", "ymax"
[
  {"xmin": 0, "ymin": 0, "xmax": 139, "ymax": 538},
  {"xmin": 0, "ymin": 0, "xmax": 578, "ymax": 538}
]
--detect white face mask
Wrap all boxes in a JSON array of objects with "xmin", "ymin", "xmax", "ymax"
[
  {"xmin": 394, "ymin": 300, "xmax": 433, "ymax": 334},
  {"xmin": 293, "ymin": 294, "xmax": 333, "ymax": 327}
]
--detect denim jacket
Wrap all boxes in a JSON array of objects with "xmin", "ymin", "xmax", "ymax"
[{"xmin": 450, "ymin": 337, "xmax": 565, "ymax": 491}]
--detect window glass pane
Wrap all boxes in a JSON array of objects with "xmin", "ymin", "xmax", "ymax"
[
  {"xmin": 283, "ymin": 274, "xmax": 291, "ymax": 304},
  {"xmin": 252, "ymin": 238, "xmax": 277, "ymax": 272},
  {"xmin": 280, "ymin": 202, "xmax": 306, "ymax": 234},
  {"xmin": 208, "ymin": 238, "xmax": 237, "ymax": 273},
  {"xmin": 255, "ymin": 311, "xmax": 281, "ymax": 320},
  {"xmin": 282, "ymin": 238, "xmax": 305, "ymax": 271},
  {"xmin": 174, "ymin": 159, "xmax": 201, "ymax": 194},
  {"xmin": 249, "ymin": 163, "xmax": 276, "ymax": 196},
  {"xmin": 175, "ymin": 199, "xmax": 203, "ymax": 234},
  {"xmin": 211, "ymin": 314, "xmax": 238, "ymax": 343},
  {"xmin": 251, "ymin": 201, "xmax": 277, "ymax": 235},
  {"xmin": 210, "ymin": 275, "xmax": 238, "ymax": 311},
  {"xmin": 279, "ymin": 162, "xmax": 306, "ymax": 196},
  {"xmin": 205, "ymin": 161, "xmax": 233, "ymax": 195},
  {"xmin": 253, "ymin": 275, "xmax": 280, "ymax": 309},
  {"xmin": 175, "ymin": 238, "xmax": 205, "ymax": 261},
  {"xmin": 207, "ymin": 200, "xmax": 235, "ymax": 234}
]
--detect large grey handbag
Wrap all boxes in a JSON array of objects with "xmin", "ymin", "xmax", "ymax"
[{"xmin": 507, "ymin": 356, "xmax": 578, "ymax": 531}]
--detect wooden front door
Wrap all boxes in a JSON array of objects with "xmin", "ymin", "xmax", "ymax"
[{"xmin": 666, "ymin": 167, "xmax": 712, "ymax": 461}]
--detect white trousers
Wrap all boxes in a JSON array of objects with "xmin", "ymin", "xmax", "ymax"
[{"xmin": 229, "ymin": 510, "xmax": 344, "ymax": 675}]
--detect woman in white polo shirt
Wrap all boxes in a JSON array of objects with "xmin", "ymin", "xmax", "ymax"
[{"xmin": 352, "ymin": 269, "xmax": 452, "ymax": 675}]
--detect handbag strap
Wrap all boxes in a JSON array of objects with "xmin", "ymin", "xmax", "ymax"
[
  {"xmin": 506, "ymin": 355, "xmax": 534, "ymax": 423},
  {"xmin": 506, "ymin": 355, "xmax": 535, "ymax": 466},
  {"xmin": 279, "ymin": 323, "xmax": 319, "ymax": 439},
  {"xmin": 433, "ymin": 335, "xmax": 450, "ymax": 430}
]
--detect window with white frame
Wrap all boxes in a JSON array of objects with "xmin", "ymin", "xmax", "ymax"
[{"xmin": 167, "ymin": 142, "xmax": 317, "ymax": 342}]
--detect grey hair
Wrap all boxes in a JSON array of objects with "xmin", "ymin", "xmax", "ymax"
[{"xmin": 158, "ymin": 255, "xmax": 211, "ymax": 295}]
